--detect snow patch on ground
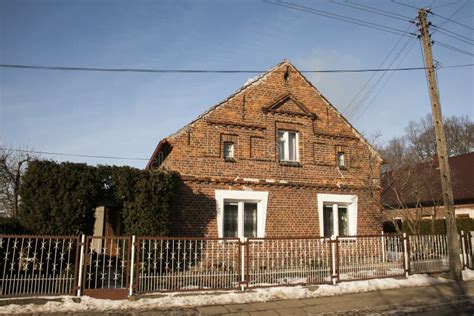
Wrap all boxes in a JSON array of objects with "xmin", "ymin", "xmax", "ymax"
[
  {"xmin": 0, "ymin": 275, "xmax": 451, "ymax": 314},
  {"xmin": 463, "ymin": 269, "xmax": 474, "ymax": 280}
]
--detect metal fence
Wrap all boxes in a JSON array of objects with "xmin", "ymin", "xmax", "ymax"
[
  {"xmin": 0, "ymin": 232, "xmax": 472, "ymax": 299},
  {"xmin": 409, "ymin": 234, "xmax": 449, "ymax": 274},
  {"xmin": 337, "ymin": 235, "xmax": 405, "ymax": 281},
  {"xmin": 82, "ymin": 236, "xmax": 131, "ymax": 299},
  {"xmin": 136, "ymin": 237, "xmax": 241, "ymax": 293},
  {"xmin": 246, "ymin": 237, "xmax": 332, "ymax": 287},
  {"xmin": 461, "ymin": 231, "xmax": 473, "ymax": 270},
  {"xmin": 0, "ymin": 235, "xmax": 80, "ymax": 297}
]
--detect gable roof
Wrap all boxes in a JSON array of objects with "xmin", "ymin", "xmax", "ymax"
[
  {"xmin": 382, "ymin": 152, "xmax": 474, "ymax": 207},
  {"xmin": 147, "ymin": 60, "xmax": 383, "ymax": 168}
]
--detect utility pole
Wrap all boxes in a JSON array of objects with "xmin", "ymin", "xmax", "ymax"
[{"xmin": 417, "ymin": 8, "xmax": 462, "ymax": 281}]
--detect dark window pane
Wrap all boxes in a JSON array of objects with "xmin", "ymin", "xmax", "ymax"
[
  {"xmin": 224, "ymin": 203, "xmax": 238, "ymax": 237},
  {"xmin": 338, "ymin": 206, "xmax": 348, "ymax": 236},
  {"xmin": 323, "ymin": 205, "xmax": 334, "ymax": 237},
  {"xmin": 288, "ymin": 132, "xmax": 297, "ymax": 161},
  {"xmin": 244, "ymin": 203, "xmax": 258, "ymax": 237}
]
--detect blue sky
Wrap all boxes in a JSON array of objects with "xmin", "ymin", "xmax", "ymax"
[{"xmin": 1, "ymin": 0, "xmax": 473, "ymax": 168}]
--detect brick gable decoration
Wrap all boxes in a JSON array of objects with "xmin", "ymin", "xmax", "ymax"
[{"xmin": 147, "ymin": 60, "xmax": 383, "ymax": 238}]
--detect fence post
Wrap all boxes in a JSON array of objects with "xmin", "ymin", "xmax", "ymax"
[
  {"xmin": 461, "ymin": 231, "xmax": 467, "ymax": 270},
  {"xmin": 76, "ymin": 234, "xmax": 85, "ymax": 297},
  {"xmin": 129, "ymin": 235, "xmax": 136, "ymax": 297},
  {"xmin": 331, "ymin": 236, "xmax": 338, "ymax": 285},
  {"xmin": 240, "ymin": 241, "xmax": 246, "ymax": 291},
  {"xmin": 403, "ymin": 233, "xmax": 409, "ymax": 277},
  {"xmin": 381, "ymin": 231, "xmax": 386, "ymax": 263},
  {"xmin": 468, "ymin": 231, "xmax": 473, "ymax": 269}
]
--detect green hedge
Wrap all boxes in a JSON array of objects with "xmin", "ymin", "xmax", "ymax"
[
  {"xmin": 0, "ymin": 217, "xmax": 29, "ymax": 235},
  {"xmin": 17, "ymin": 160, "xmax": 180, "ymax": 236},
  {"xmin": 383, "ymin": 218, "xmax": 474, "ymax": 234}
]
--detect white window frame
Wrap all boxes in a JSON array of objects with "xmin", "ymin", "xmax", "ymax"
[
  {"xmin": 223, "ymin": 142, "xmax": 234, "ymax": 159},
  {"xmin": 216, "ymin": 190, "xmax": 268, "ymax": 240},
  {"xmin": 278, "ymin": 130, "xmax": 299, "ymax": 162},
  {"xmin": 317, "ymin": 193, "xmax": 358, "ymax": 237},
  {"xmin": 337, "ymin": 152, "xmax": 345, "ymax": 169}
]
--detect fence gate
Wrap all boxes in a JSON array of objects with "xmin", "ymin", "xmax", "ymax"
[{"xmin": 82, "ymin": 236, "xmax": 131, "ymax": 299}]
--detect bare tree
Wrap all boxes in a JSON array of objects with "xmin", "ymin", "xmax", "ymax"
[
  {"xmin": 0, "ymin": 146, "xmax": 35, "ymax": 217},
  {"xmin": 444, "ymin": 115, "xmax": 474, "ymax": 156},
  {"xmin": 404, "ymin": 114, "xmax": 473, "ymax": 162},
  {"xmin": 381, "ymin": 156, "xmax": 443, "ymax": 234},
  {"xmin": 379, "ymin": 114, "xmax": 473, "ymax": 233}
]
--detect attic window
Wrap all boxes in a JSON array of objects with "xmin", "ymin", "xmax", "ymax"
[
  {"xmin": 277, "ymin": 130, "xmax": 299, "ymax": 162},
  {"xmin": 224, "ymin": 142, "xmax": 234, "ymax": 160},
  {"xmin": 337, "ymin": 152, "xmax": 345, "ymax": 169}
]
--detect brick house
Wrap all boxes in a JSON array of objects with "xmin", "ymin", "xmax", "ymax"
[{"xmin": 147, "ymin": 60, "xmax": 383, "ymax": 238}]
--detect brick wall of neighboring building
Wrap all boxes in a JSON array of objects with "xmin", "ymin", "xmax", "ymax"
[{"xmin": 148, "ymin": 61, "xmax": 383, "ymax": 237}]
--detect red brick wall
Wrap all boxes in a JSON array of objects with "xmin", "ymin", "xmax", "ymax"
[{"xmin": 151, "ymin": 61, "xmax": 382, "ymax": 237}]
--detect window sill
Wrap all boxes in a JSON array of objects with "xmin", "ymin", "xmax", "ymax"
[
  {"xmin": 321, "ymin": 235, "xmax": 357, "ymax": 241},
  {"xmin": 279, "ymin": 161, "xmax": 301, "ymax": 167},
  {"xmin": 224, "ymin": 158, "xmax": 236, "ymax": 163}
]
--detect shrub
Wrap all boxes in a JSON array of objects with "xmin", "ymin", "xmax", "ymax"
[
  {"xmin": 120, "ymin": 170, "xmax": 180, "ymax": 236},
  {"xmin": 18, "ymin": 160, "xmax": 99, "ymax": 235},
  {"xmin": 17, "ymin": 160, "xmax": 180, "ymax": 236},
  {"xmin": 383, "ymin": 218, "xmax": 474, "ymax": 234},
  {"xmin": 0, "ymin": 217, "xmax": 28, "ymax": 235}
]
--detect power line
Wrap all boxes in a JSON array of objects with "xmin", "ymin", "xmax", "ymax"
[
  {"xmin": 345, "ymin": 0, "xmax": 413, "ymax": 20},
  {"xmin": 432, "ymin": 0, "xmax": 463, "ymax": 10},
  {"xmin": 442, "ymin": 62, "xmax": 474, "ymax": 68},
  {"xmin": 347, "ymin": 36, "xmax": 417, "ymax": 120},
  {"xmin": 430, "ymin": 0, "xmax": 472, "ymax": 31},
  {"xmin": 433, "ymin": 26, "xmax": 474, "ymax": 45},
  {"xmin": 435, "ymin": 26, "xmax": 474, "ymax": 42},
  {"xmin": 434, "ymin": 40, "xmax": 474, "ymax": 57},
  {"xmin": 0, "ymin": 63, "xmax": 439, "ymax": 74},
  {"xmin": 431, "ymin": 11, "xmax": 474, "ymax": 31},
  {"xmin": 264, "ymin": 0, "xmax": 417, "ymax": 37},
  {"xmin": 342, "ymin": 25, "xmax": 415, "ymax": 116},
  {"xmin": 346, "ymin": 35, "xmax": 415, "ymax": 118},
  {"xmin": 390, "ymin": 0, "xmax": 420, "ymax": 10},
  {"xmin": 353, "ymin": 40, "xmax": 418, "ymax": 124},
  {"xmin": 457, "ymin": 14, "xmax": 474, "ymax": 20},
  {"xmin": 329, "ymin": 0, "xmax": 413, "ymax": 22},
  {"xmin": 0, "ymin": 147, "xmax": 149, "ymax": 161},
  {"xmin": 0, "ymin": 62, "xmax": 472, "ymax": 75},
  {"xmin": 351, "ymin": 40, "xmax": 418, "ymax": 123}
]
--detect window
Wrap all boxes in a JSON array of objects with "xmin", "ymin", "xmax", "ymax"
[
  {"xmin": 317, "ymin": 194, "xmax": 358, "ymax": 237},
  {"xmin": 223, "ymin": 202, "xmax": 238, "ymax": 237},
  {"xmin": 223, "ymin": 142, "xmax": 234, "ymax": 160},
  {"xmin": 244, "ymin": 202, "xmax": 258, "ymax": 237},
  {"xmin": 277, "ymin": 130, "xmax": 299, "ymax": 162},
  {"xmin": 216, "ymin": 190, "xmax": 269, "ymax": 239},
  {"xmin": 223, "ymin": 201, "xmax": 258, "ymax": 238},
  {"xmin": 322, "ymin": 204, "xmax": 349, "ymax": 237},
  {"xmin": 337, "ymin": 152, "xmax": 345, "ymax": 169}
]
